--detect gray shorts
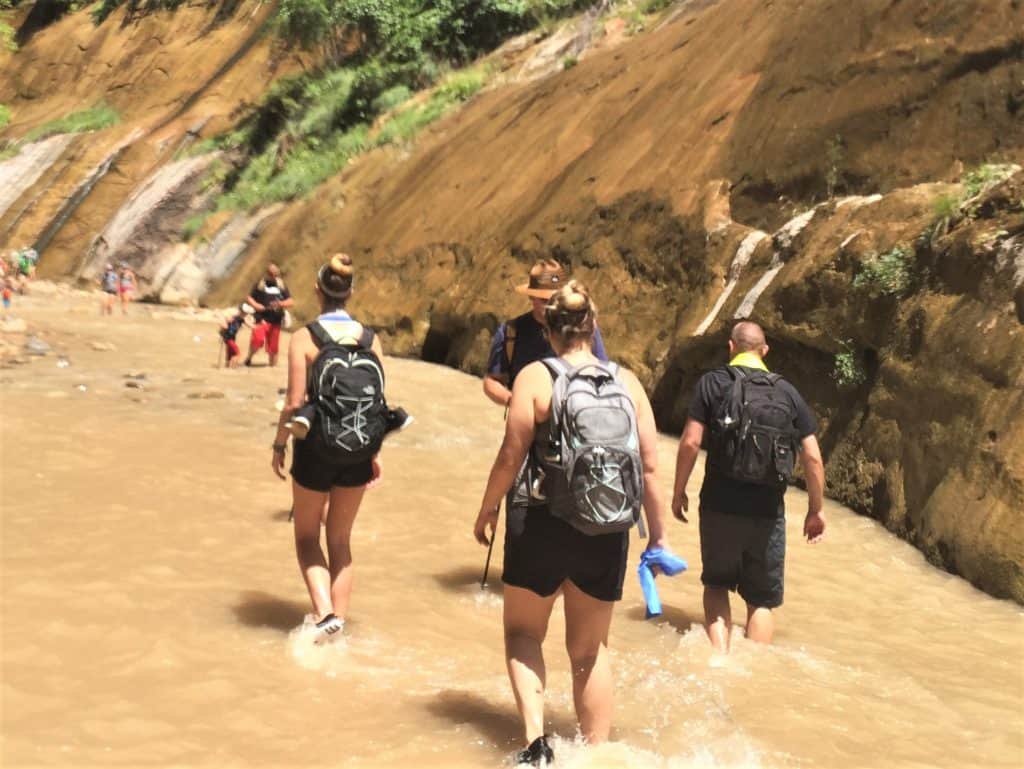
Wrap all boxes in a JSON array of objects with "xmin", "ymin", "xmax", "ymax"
[{"xmin": 699, "ymin": 510, "xmax": 785, "ymax": 608}]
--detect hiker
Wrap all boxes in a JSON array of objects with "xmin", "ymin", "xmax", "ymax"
[
  {"xmin": 483, "ymin": 259, "xmax": 607, "ymax": 409},
  {"xmin": 118, "ymin": 263, "xmax": 137, "ymax": 314},
  {"xmin": 16, "ymin": 248, "xmax": 34, "ymax": 294},
  {"xmin": 671, "ymin": 320, "xmax": 825, "ymax": 652},
  {"xmin": 100, "ymin": 263, "xmax": 119, "ymax": 315},
  {"xmin": 2, "ymin": 278, "xmax": 13, "ymax": 310},
  {"xmin": 473, "ymin": 281, "xmax": 669, "ymax": 765},
  {"xmin": 245, "ymin": 263, "xmax": 293, "ymax": 367},
  {"xmin": 219, "ymin": 304, "xmax": 254, "ymax": 368},
  {"xmin": 483, "ymin": 259, "xmax": 609, "ymax": 519},
  {"xmin": 271, "ymin": 253, "xmax": 394, "ymax": 643}
]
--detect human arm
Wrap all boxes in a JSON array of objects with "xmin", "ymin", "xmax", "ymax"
[
  {"xmin": 245, "ymin": 294, "xmax": 265, "ymax": 312},
  {"xmin": 483, "ymin": 373, "xmax": 512, "ymax": 407},
  {"xmin": 800, "ymin": 434, "xmax": 825, "ymax": 542},
  {"xmin": 622, "ymin": 369, "xmax": 669, "ymax": 550},
  {"xmin": 473, "ymin": 363, "xmax": 543, "ymax": 545},
  {"xmin": 271, "ymin": 329, "xmax": 310, "ymax": 479},
  {"xmin": 482, "ymin": 322, "xmax": 513, "ymax": 407},
  {"xmin": 672, "ymin": 418, "xmax": 703, "ymax": 523},
  {"xmin": 270, "ymin": 285, "xmax": 294, "ymax": 311}
]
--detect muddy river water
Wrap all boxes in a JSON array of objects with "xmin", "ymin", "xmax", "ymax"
[{"xmin": 1, "ymin": 288, "xmax": 1022, "ymax": 768}]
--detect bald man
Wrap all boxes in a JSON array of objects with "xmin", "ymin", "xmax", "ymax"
[{"xmin": 671, "ymin": 321, "xmax": 825, "ymax": 652}]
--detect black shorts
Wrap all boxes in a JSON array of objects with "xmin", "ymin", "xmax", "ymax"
[
  {"xmin": 290, "ymin": 438, "xmax": 373, "ymax": 492},
  {"xmin": 502, "ymin": 505, "xmax": 629, "ymax": 602},
  {"xmin": 699, "ymin": 510, "xmax": 785, "ymax": 608}
]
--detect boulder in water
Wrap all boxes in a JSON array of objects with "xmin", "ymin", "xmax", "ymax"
[{"xmin": 24, "ymin": 337, "xmax": 51, "ymax": 356}]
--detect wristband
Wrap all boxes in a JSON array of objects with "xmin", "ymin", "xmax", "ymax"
[{"xmin": 272, "ymin": 443, "xmax": 287, "ymax": 454}]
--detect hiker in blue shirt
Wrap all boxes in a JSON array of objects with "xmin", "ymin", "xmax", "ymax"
[{"xmin": 483, "ymin": 260, "xmax": 608, "ymax": 409}]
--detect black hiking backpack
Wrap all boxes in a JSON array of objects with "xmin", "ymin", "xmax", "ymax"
[
  {"xmin": 305, "ymin": 322, "xmax": 387, "ymax": 465},
  {"xmin": 540, "ymin": 358, "xmax": 644, "ymax": 536},
  {"xmin": 707, "ymin": 367, "xmax": 799, "ymax": 487}
]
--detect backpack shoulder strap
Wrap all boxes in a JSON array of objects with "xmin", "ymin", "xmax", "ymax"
[
  {"xmin": 503, "ymin": 318, "xmax": 518, "ymax": 369},
  {"xmin": 540, "ymin": 356, "xmax": 569, "ymax": 380},
  {"xmin": 308, "ymin": 321, "xmax": 332, "ymax": 349},
  {"xmin": 357, "ymin": 326, "xmax": 375, "ymax": 350}
]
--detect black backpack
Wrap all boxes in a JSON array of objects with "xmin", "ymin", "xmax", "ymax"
[
  {"xmin": 707, "ymin": 367, "xmax": 798, "ymax": 487},
  {"xmin": 305, "ymin": 322, "xmax": 387, "ymax": 465}
]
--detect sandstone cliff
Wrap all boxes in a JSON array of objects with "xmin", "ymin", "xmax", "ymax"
[{"xmin": 1, "ymin": 0, "xmax": 1022, "ymax": 600}]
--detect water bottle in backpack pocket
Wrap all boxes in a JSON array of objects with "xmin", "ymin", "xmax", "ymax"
[
  {"xmin": 306, "ymin": 322, "xmax": 388, "ymax": 466},
  {"xmin": 709, "ymin": 368, "xmax": 798, "ymax": 486},
  {"xmin": 540, "ymin": 358, "xmax": 644, "ymax": 535}
]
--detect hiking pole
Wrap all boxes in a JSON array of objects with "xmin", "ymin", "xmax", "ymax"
[{"xmin": 480, "ymin": 499, "xmax": 500, "ymax": 589}]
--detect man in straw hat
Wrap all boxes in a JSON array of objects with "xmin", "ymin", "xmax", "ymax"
[{"xmin": 483, "ymin": 259, "xmax": 607, "ymax": 408}]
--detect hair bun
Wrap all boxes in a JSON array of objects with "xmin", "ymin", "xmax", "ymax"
[
  {"xmin": 330, "ymin": 253, "xmax": 354, "ymax": 277},
  {"xmin": 563, "ymin": 291, "xmax": 587, "ymax": 312}
]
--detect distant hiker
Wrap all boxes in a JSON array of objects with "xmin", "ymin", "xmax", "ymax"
[
  {"xmin": 671, "ymin": 320, "xmax": 825, "ymax": 652},
  {"xmin": 483, "ymin": 259, "xmax": 607, "ymax": 408},
  {"xmin": 2, "ymin": 278, "xmax": 12, "ymax": 310},
  {"xmin": 219, "ymin": 304, "xmax": 254, "ymax": 368},
  {"xmin": 100, "ymin": 263, "xmax": 119, "ymax": 315},
  {"xmin": 118, "ymin": 263, "xmax": 137, "ymax": 314},
  {"xmin": 245, "ymin": 263, "xmax": 293, "ymax": 367},
  {"xmin": 271, "ymin": 253, "xmax": 396, "ymax": 643},
  {"xmin": 474, "ymin": 281, "xmax": 669, "ymax": 765},
  {"xmin": 16, "ymin": 248, "xmax": 34, "ymax": 294}
]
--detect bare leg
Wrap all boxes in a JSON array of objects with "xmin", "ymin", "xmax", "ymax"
[
  {"xmin": 504, "ymin": 585, "xmax": 558, "ymax": 745},
  {"xmin": 291, "ymin": 480, "xmax": 333, "ymax": 620},
  {"xmin": 563, "ymin": 580, "xmax": 615, "ymax": 743},
  {"xmin": 268, "ymin": 353, "xmax": 278, "ymax": 367},
  {"xmin": 745, "ymin": 604, "xmax": 774, "ymax": 644},
  {"xmin": 324, "ymin": 484, "xmax": 366, "ymax": 620},
  {"xmin": 703, "ymin": 587, "xmax": 732, "ymax": 653}
]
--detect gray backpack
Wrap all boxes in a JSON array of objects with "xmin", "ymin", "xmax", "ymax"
[{"xmin": 540, "ymin": 358, "xmax": 645, "ymax": 535}]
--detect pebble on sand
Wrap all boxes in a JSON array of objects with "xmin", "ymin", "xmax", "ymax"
[
  {"xmin": 187, "ymin": 390, "xmax": 225, "ymax": 399},
  {"xmin": 25, "ymin": 337, "xmax": 51, "ymax": 356}
]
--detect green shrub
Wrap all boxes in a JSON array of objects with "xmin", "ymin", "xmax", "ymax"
[
  {"xmin": 294, "ymin": 68, "xmax": 357, "ymax": 136},
  {"xmin": 23, "ymin": 103, "xmax": 119, "ymax": 142},
  {"xmin": 375, "ymin": 66, "xmax": 488, "ymax": 147},
  {"xmin": 832, "ymin": 341, "xmax": 866, "ymax": 388},
  {"xmin": 181, "ymin": 211, "xmax": 210, "ymax": 241},
  {"xmin": 932, "ymin": 193, "xmax": 958, "ymax": 221},
  {"xmin": 219, "ymin": 125, "xmax": 369, "ymax": 210},
  {"xmin": 1, "ymin": 18, "xmax": 16, "ymax": 52},
  {"xmin": 0, "ymin": 104, "xmax": 10, "ymax": 131},
  {"xmin": 853, "ymin": 246, "xmax": 911, "ymax": 297},
  {"xmin": 638, "ymin": 0, "xmax": 675, "ymax": 12},
  {"xmin": 372, "ymin": 84, "xmax": 413, "ymax": 113},
  {"xmin": 562, "ymin": 54, "xmax": 577, "ymax": 70},
  {"xmin": 962, "ymin": 163, "xmax": 1017, "ymax": 199}
]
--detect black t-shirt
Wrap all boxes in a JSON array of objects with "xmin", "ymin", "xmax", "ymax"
[
  {"xmin": 688, "ymin": 365, "xmax": 818, "ymax": 517},
  {"xmin": 250, "ymin": 278, "xmax": 290, "ymax": 324},
  {"xmin": 486, "ymin": 312, "xmax": 608, "ymax": 386}
]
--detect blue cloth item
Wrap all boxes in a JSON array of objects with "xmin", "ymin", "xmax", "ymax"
[{"xmin": 638, "ymin": 547, "xmax": 688, "ymax": 619}]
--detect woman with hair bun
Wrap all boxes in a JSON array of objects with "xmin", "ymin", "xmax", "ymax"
[
  {"xmin": 271, "ymin": 253, "xmax": 406, "ymax": 644},
  {"xmin": 473, "ymin": 280, "xmax": 671, "ymax": 765}
]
